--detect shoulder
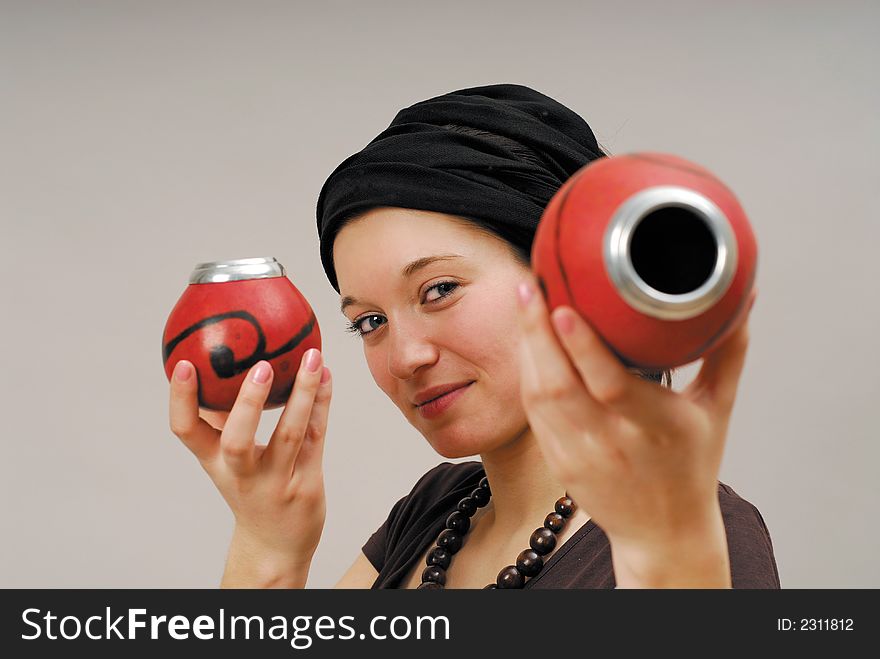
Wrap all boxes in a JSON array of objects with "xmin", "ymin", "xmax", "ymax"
[
  {"xmin": 716, "ymin": 481, "xmax": 781, "ymax": 588},
  {"xmin": 716, "ymin": 481, "xmax": 772, "ymax": 534},
  {"xmin": 361, "ymin": 460, "xmax": 484, "ymax": 575},
  {"xmin": 380, "ymin": 460, "xmax": 485, "ymax": 528},
  {"xmin": 408, "ymin": 460, "xmax": 485, "ymax": 496},
  {"xmin": 388, "ymin": 460, "xmax": 486, "ymax": 530}
]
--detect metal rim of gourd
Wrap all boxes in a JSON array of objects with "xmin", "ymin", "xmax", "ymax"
[
  {"xmin": 189, "ymin": 256, "xmax": 286, "ymax": 284},
  {"xmin": 603, "ymin": 186, "xmax": 738, "ymax": 321}
]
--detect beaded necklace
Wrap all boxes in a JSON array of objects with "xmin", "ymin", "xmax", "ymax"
[{"xmin": 417, "ymin": 476, "xmax": 577, "ymax": 589}]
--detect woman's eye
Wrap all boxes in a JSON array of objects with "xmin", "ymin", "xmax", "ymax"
[
  {"xmin": 344, "ymin": 280, "xmax": 460, "ymax": 337},
  {"xmin": 423, "ymin": 280, "xmax": 458, "ymax": 303},
  {"xmin": 346, "ymin": 314, "xmax": 385, "ymax": 336}
]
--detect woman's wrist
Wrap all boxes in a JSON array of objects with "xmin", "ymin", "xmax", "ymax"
[
  {"xmin": 220, "ymin": 525, "xmax": 313, "ymax": 589},
  {"xmin": 609, "ymin": 503, "xmax": 732, "ymax": 589}
]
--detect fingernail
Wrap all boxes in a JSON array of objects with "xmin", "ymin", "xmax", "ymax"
[
  {"xmin": 553, "ymin": 308, "xmax": 575, "ymax": 335},
  {"xmin": 252, "ymin": 361, "xmax": 271, "ymax": 384},
  {"xmin": 174, "ymin": 361, "xmax": 193, "ymax": 383},
  {"xmin": 305, "ymin": 348, "xmax": 322, "ymax": 373},
  {"xmin": 517, "ymin": 281, "xmax": 534, "ymax": 307},
  {"xmin": 320, "ymin": 366, "xmax": 331, "ymax": 384}
]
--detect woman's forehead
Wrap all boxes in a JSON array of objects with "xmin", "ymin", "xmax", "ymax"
[
  {"xmin": 334, "ymin": 210, "xmax": 517, "ymax": 303},
  {"xmin": 338, "ymin": 252, "xmax": 470, "ymax": 313},
  {"xmin": 334, "ymin": 209, "xmax": 493, "ymax": 265},
  {"xmin": 340, "ymin": 207, "xmax": 480, "ymax": 238}
]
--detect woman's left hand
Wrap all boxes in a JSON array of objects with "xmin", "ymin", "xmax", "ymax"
[{"xmin": 515, "ymin": 275, "xmax": 757, "ymax": 587}]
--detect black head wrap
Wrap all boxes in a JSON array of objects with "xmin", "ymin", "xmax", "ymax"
[{"xmin": 315, "ymin": 83, "xmax": 605, "ymax": 293}]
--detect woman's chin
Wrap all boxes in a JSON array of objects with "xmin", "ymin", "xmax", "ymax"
[
  {"xmin": 432, "ymin": 445, "xmax": 477, "ymax": 460},
  {"xmin": 423, "ymin": 433, "xmax": 483, "ymax": 460},
  {"xmin": 423, "ymin": 419, "xmax": 530, "ymax": 460},
  {"xmin": 409, "ymin": 406, "xmax": 522, "ymax": 458}
]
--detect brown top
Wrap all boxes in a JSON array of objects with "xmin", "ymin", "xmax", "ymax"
[{"xmin": 362, "ymin": 460, "xmax": 781, "ymax": 589}]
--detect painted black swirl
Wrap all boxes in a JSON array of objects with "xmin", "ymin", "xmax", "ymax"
[{"xmin": 163, "ymin": 310, "xmax": 317, "ymax": 379}]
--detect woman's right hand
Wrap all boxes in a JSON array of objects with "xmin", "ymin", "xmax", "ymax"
[{"xmin": 168, "ymin": 349, "xmax": 332, "ymax": 586}]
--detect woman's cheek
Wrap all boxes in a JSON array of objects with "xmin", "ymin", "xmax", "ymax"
[
  {"xmin": 447, "ymin": 293, "xmax": 500, "ymax": 351},
  {"xmin": 450, "ymin": 290, "xmax": 519, "ymax": 372},
  {"xmin": 362, "ymin": 342, "xmax": 392, "ymax": 397},
  {"xmin": 466, "ymin": 280, "xmax": 520, "ymax": 342}
]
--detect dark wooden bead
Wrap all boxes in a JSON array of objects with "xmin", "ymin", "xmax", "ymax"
[
  {"xmin": 457, "ymin": 496, "xmax": 478, "ymax": 516},
  {"xmin": 421, "ymin": 565, "xmax": 446, "ymax": 585},
  {"xmin": 426, "ymin": 547, "xmax": 451, "ymax": 569},
  {"xmin": 417, "ymin": 582, "xmax": 443, "ymax": 589},
  {"xmin": 437, "ymin": 529, "xmax": 463, "ymax": 554},
  {"xmin": 544, "ymin": 512, "xmax": 566, "ymax": 533},
  {"xmin": 555, "ymin": 496, "xmax": 575, "ymax": 518},
  {"xmin": 471, "ymin": 486, "xmax": 490, "ymax": 507},
  {"xmin": 479, "ymin": 476, "xmax": 491, "ymax": 494},
  {"xmin": 530, "ymin": 527, "xmax": 557, "ymax": 555},
  {"xmin": 483, "ymin": 583, "xmax": 498, "ymax": 589},
  {"xmin": 515, "ymin": 549, "xmax": 544, "ymax": 577},
  {"xmin": 446, "ymin": 510, "xmax": 470, "ymax": 534},
  {"xmin": 496, "ymin": 565, "xmax": 525, "ymax": 588}
]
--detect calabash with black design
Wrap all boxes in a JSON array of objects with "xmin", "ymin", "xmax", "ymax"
[
  {"xmin": 532, "ymin": 152, "xmax": 758, "ymax": 370},
  {"xmin": 162, "ymin": 257, "xmax": 321, "ymax": 411}
]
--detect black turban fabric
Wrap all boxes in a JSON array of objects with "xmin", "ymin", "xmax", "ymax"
[{"xmin": 315, "ymin": 83, "xmax": 605, "ymax": 293}]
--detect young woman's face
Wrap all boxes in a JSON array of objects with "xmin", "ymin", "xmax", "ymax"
[{"xmin": 333, "ymin": 207, "xmax": 532, "ymax": 458}]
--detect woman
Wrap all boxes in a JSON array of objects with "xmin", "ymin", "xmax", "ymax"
[{"xmin": 168, "ymin": 84, "xmax": 779, "ymax": 589}]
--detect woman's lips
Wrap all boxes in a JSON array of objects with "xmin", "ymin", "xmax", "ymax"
[{"xmin": 417, "ymin": 382, "xmax": 474, "ymax": 419}]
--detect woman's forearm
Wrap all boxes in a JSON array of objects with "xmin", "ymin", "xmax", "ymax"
[
  {"xmin": 610, "ymin": 504, "xmax": 732, "ymax": 589},
  {"xmin": 220, "ymin": 526, "xmax": 313, "ymax": 589}
]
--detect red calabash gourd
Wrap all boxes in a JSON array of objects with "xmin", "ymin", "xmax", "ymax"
[
  {"xmin": 162, "ymin": 257, "xmax": 321, "ymax": 411},
  {"xmin": 532, "ymin": 153, "xmax": 758, "ymax": 370}
]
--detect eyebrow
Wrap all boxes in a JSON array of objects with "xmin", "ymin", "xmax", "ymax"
[{"xmin": 339, "ymin": 253, "xmax": 464, "ymax": 314}]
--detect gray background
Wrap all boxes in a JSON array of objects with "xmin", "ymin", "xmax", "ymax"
[{"xmin": 1, "ymin": 0, "xmax": 877, "ymax": 588}]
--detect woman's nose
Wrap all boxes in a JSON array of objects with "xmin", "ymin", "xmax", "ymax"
[{"xmin": 386, "ymin": 322, "xmax": 440, "ymax": 380}]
